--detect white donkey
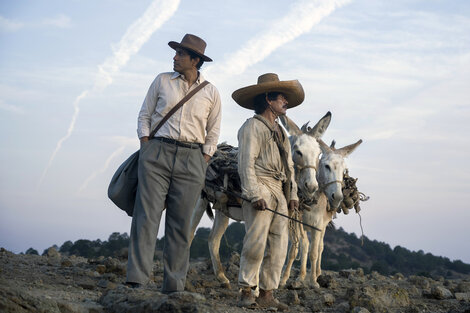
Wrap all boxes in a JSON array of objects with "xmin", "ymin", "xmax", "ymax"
[
  {"xmin": 279, "ymin": 137, "xmax": 362, "ymax": 288},
  {"xmin": 189, "ymin": 112, "xmax": 332, "ymax": 288}
]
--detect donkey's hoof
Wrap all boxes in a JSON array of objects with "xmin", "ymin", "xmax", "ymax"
[
  {"xmin": 308, "ymin": 281, "xmax": 320, "ymax": 289},
  {"xmin": 290, "ymin": 280, "xmax": 304, "ymax": 289},
  {"xmin": 221, "ymin": 282, "xmax": 231, "ymax": 289}
]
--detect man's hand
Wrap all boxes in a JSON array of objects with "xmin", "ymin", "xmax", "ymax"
[
  {"xmin": 288, "ymin": 200, "xmax": 299, "ymax": 212},
  {"xmin": 252, "ymin": 199, "xmax": 267, "ymax": 211},
  {"xmin": 203, "ymin": 153, "xmax": 211, "ymax": 163},
  {"xmin": 140, "ymin": 136, "xmax": 149, "ymax": 146}
]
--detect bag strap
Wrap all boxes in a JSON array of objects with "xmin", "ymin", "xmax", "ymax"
[{"xmin": 148, "ymin": 80, "xmax": 210, "ymax": 138}]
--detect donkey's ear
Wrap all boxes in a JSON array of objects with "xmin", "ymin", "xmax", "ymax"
[
  {"xmin": 280, "ymin": 115, "xmax": 302, "ymax": 136},
  {"xmin": 308, "ymin": 111, "xmax": 331, "ymax": 139},
  {"xmin": 318, "ymin": 138, "xmax": 332, "ymax": 154},
  {"xmin": 336, "ymin": 139, "xmax": 362, "ymax": 157}
]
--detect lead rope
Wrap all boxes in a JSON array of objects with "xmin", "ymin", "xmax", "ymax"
[
  {"xmin": 358, "ymin": 212, "xmax": 364, "ymax": 246},
  {"xmin": 289, "ymin": 208, "xmax": 303, "ymax": 245}
]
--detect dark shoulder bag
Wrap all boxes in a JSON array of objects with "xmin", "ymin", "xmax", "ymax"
[{"xmin": 108, "ymin": 81, "xmax": 210, "ymax": 216}]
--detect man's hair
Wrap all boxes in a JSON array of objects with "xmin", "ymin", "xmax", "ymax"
[
  {"xmin": 253, "ymin": 92, "xmax": 282, "ymax": 114},
  {"xmin": 186, "ymin": 49, "xmax": 204, "ymax": 70}
]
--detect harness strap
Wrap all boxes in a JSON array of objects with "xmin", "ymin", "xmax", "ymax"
[
  {"xmin": 295, "ymin": 164, "xmax": 317, "ymax": 172},
  {"xmin": 320, "ymin": 180, "xmax": 342, "ymax": 191}
]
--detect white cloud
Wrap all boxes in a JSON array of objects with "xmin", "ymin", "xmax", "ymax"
[
  {"xmin": 42, "ymin": 14, "xmax": 72, "ymax": 28},
  {"xmin": 0, "ymin": 15, "xmax": 23, "ymax": 32},
  {"xmin": 0, "ymin": 100, "xmax": 25, "ymax": 114}
]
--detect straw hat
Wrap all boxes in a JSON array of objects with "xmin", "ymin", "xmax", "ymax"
[
  {"xmin": 168, "ymin": 34, "xmax": 213, "ymax": 62},
  {"xmin": 232, "ymin": 73, "xmax": 304, "ymax": 110}
]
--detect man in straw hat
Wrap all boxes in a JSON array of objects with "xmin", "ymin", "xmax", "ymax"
[
  {"xmin": 126, "ymin": 34, "xmax": 221, "ymax": 293},
  {"xmin": 232, "ymin": 73, "xmax": 302, "ymax": 310}
]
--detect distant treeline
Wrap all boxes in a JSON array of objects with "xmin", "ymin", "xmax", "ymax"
[
  {"xmin": 25, "ymin": 223, "xmax": 470, "ymax": 278},
  {"xmin": 322, "ymin": 227, "xmax": 470, "ymax": 277}
]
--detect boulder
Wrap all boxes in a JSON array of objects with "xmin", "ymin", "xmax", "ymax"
[
  {"xmin": 430, "ymin": 285, "xmax": 453, "ymax": 300},
  {"xmin": 322, "ymin": 293, "xmax": 335, "ymax": 306},
  {"xmin": 454, "ymin": 292, "xmax": 470, "ymax": 302},
  {"xmin": 317, "ymin": 273, "xmax": 338, "ymax": 289},
  {"xmin": 347, "ymin": 283, "xmax": 410, "ymax": 313},
  {"xmin": 286, "ymin": 290, "xmax": 300, "ymax": 305}
]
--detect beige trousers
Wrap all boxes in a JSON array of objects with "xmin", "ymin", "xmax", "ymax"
[{"xmin": 238, "ymin": 180, "xmax": 288, "ymax": 291}]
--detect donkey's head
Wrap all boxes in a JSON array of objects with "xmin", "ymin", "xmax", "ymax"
[
  {"xmin": 317, "ymin": 139, "xmax": 362, "ymax": 209},
  {"xmin": 280, "ymin": 112, "xmax": 331, "ymax": 199}
]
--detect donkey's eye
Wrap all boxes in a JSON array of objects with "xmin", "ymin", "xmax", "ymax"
[
  {"xmin": 325, "ymin": 164, "xmax": 331, "ymax": 171},
  {"xmin": 295, "ymin": 150, "xmax": 303, "ymax": 157}
]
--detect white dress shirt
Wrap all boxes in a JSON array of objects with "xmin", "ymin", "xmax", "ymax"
[{"xmin": 137, "ymin": 72, "xmax": 222, "ymax": 156}]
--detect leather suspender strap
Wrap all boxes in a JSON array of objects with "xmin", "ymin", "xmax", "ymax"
[{"xmin": 148, "ymin": 80, "xmax": 210, "ymax": 138}]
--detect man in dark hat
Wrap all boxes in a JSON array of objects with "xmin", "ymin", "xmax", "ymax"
[
  {"xmin": 232, "ymin": 73, "xmax": 302, "ymax": 310},
  {"xmin": 126, "ymin": 34, "xmax": 221, "ymax": 293}
]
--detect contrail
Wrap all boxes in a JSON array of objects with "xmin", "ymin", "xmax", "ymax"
[
  {"xmin": 39, "ymin": 90, "xmax": 88, "ymax": 186},
  {"xmin": 39, "ymin": 0, "xmax": 180, "ymax": 186},
  {"xmin": 204, "ymin": 0, "xmax": 351, "ymax": 79},
  {"xmin": 78, "ymin": 136, "xmax": 137, "ymax": 193},
  {"xmin": 78, "ymin": 145, "xmax": 127, "ymax": 193}
]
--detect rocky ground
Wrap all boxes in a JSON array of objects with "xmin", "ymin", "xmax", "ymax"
[{"xmin": 1, "ymin": 247, "xmax": 470, "ymax": 313}]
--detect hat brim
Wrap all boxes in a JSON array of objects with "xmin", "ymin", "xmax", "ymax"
[
  {"xmin": 168, "ymin": 41, "xmax": 213, "ymax": 62},
  {"xmin": 232, "ymin": 80, "xmax": 305, "ymax": 110}
]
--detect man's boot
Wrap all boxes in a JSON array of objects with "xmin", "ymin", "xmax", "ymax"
[
  {"xmin": 256, "ymin": 289, "xmax": 288, "ymax": 311},
  {"xmin": 238, "ymin": 287, "xmax": 257, "ymax": 308}
]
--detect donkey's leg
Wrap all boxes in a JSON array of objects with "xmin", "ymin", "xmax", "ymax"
[
  {"xmin": 208, "ymin": 210, "xmax": 231, "ymax": 288},
  {"xmin": 280, "ymin": 236, "xmax": 299, "ymax": 287},
  {"xmin": 308, "ymin": 229, "xmax": 322, "ymax": 288},
  {"xmin": 189, "ymin": 196, "xmax": 208, "ymax": 244},
  {"xmin": 315, "ymin": 229, "xmax": 326, "ymax": 282},
  {"xmin": 294, "ymin": 229, "xmax": 309, "ymax": 286}
]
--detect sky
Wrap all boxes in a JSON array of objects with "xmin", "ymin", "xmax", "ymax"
[{"xmin": 1, "ymin": 0, "xmax": 469, "ymax": 263}]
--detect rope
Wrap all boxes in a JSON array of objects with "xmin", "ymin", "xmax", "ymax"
[
  {"xmin": 205, "ymin": 182, "xmax": 322, "ymax": 232},
  {"xmin": 358, "ymin": 212, "xmax": 364, "ymax": 246},
  {"xmin": 295, "ymin": 164, "xmax": 317, "ymax": 173},
  {"xmin": 319, "ymin": 180, "xmax": 342, "ymax": 191},
  {"xmin": 289, "ymin": 208, "xmax": 303, "ymax": 245}
]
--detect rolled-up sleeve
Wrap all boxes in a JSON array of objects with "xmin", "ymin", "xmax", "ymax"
[
  {"xmin": 137, "ymin": 76, "xmax": 160, "ymax": 139},
  {"xmin": 202, "ymin": 87, "xmax": 222, "ymax": 156},
  {"xmin": 238, "ymin": 120, "xmax": 263, "ymax": 202}
]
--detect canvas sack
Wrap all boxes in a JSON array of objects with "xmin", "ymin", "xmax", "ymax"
[
  {"xmin": 108, "ymin": 151, "xmax": 139, "ymax": 216},
  {"xmin": 108, "ymin": 80, "xmax": 210, "ymax": 216}
]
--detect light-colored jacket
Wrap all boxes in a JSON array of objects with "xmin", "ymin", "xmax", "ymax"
[{"xmin": 238, "ymin": 115, "xmax": 298, "ymax": 204}]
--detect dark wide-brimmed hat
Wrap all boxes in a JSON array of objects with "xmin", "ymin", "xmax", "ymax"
[
  {"xmin": 232, "ymin": 73, "xmax": 304, "ymax": 110},
  {"xmin": 168, "ymin": 34, "xmax": 212, "ymax": 62}
]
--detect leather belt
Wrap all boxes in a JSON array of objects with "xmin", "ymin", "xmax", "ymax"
[{"xmin": 154, "ymin": 137, "xmax": 202, "ymax": 149}]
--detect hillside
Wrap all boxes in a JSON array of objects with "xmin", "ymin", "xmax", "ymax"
[
  {"xmin": 2, "ymin": 247, "xmax": 470, "ymax": 312},
  {"xmin": 5, "ymin": 225, "xmax": 469, "ymax": 312},
  {"xmin": 28, "ymin": 223, "xmax": 470, "ymax": 280},
  {"xmin": 190, "ymin": 223, "xmax": 470, "ymax": 280}
]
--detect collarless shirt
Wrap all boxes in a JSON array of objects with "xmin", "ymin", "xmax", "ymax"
[
  {"xmin": 137, "ymin": 72, "xmax": 222, "ymax": 156},
  {"xmin": 237, "ymin": 115, "xmax": 298, "ymax": 203}
]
